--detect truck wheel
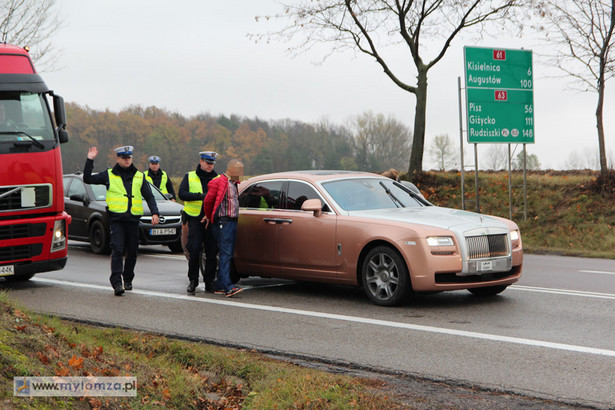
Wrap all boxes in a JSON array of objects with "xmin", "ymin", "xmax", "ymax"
[
  {"xmin": 361, "ymin": 246, "xmax": 411, "ymax": 306},
  {"xmin": 89, "ymin": 220, "xmax": 110, "ymax": 254},
  {"xmin": 468, "ymin": 285, "xmax": 508, "ymax": 296}
]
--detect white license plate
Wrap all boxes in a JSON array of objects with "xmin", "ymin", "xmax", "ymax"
[
  {"xmin": 0, "ymin": 265, "xmax": 15, "ymax": 276},
  {"xmin": 479, "ymin": 261, "xmax": 493, "ymax": 272},
  {"xmin": 150, "ymin": 228, "xmax": 176, "ymax": 235}
]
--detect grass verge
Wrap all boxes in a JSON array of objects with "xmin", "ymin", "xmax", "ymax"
[
  {"xmin": 0, "ymin": 292, "xmax": 404, "ymax": 409},
  {"xmin": 413, "ymin": 170, "xmax": 615, "ymax": 258}
]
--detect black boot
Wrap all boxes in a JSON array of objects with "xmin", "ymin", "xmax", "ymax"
[
  {"xmin": 187, "ymin": 281, "xmax": 198, "ymax": 295},
  {"xmin": 114, "ymin": 284, "xmax": 125, "ymax": 296}
]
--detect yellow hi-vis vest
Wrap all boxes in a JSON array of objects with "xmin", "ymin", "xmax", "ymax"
[
  {"xmin": 145, "ymin": 170, "xmax": 169, "ymax": 194},
  {"xmin": 106, "ymin": 169, "xmax": 144, "ymax": 215},
  {"xmin": 183, "ymin": 171, "xmax": 203, "ymax": 217}
]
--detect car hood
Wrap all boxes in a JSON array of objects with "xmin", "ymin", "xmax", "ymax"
[
  {"xmin": 349, "ymin": 206, "xmax": 509, "ymax": 234},
  {"xmin": 150, "ymin": 200, "xmax": 183, "ymax": 216},
  {"xmin": 94, "ymin": 199, "xmax": 183, "ymax": 216}
]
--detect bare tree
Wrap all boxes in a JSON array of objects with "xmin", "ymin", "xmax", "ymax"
[
  {"xmin": 258, "ymin": 0, "xmax": 520, "ymax": 176},
  {"xmin": 428, "ymin": 134, "xmax": 457, "ymax": 170},
  {"xmin": 0, "ymin": 0, "xmax": 62, "ymax": 69},
  {"xmin": 537, "ymin": 0, "xmax": 614, "ymax": 175},
  {"xmin": 485, "ymin": 144, "xmax": 508, "ymax": 170},
  {"xmin": 349, "ymin": 111, "xmax": 412, "ymax": 172}
]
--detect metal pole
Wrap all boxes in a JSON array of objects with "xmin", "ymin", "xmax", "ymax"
[
  {"xmin": 523, "ymin": 144, "xmax": 527, "ymax": 222},
  {"xmin": 474, "ymin": 144, "xmax": 479, "ymax": 213},
  {"xmin": 457, "ymin": 77, "xmax": 465, "ymax": 210},
  {"xmin": 508, "ymin": 144, "xmax": 512, "ymax": 220}
]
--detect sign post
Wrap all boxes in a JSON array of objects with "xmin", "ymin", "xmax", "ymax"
[
  {"xmin": 463, "ymin": 46, "xmax": 534, "ymax": 220},
  {"xmin": 464, "ymin": 47, "xmax": 534, "ymax": 143}
]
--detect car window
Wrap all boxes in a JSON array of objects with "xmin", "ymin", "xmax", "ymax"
[
  {"xmin": 285, "ymin": 181, "xmax": 330, "ymax": 212},
  {"xmin": 89, "ymin": 184, "xmax": 107, "ymax": 201},
  {"xmin": 239, "ymin": 181, "xmax": 283, "ymax": 209},
  {"xmin": 322, "ymin": 178, "xmax": 425, "ymax": 211},
  {"xmin": 66, "ymin": 178, "xmax": 87, "ymax": 199},
  {"xmin": 63, "ymin": 177, "xmax": 72, "ymax": 197}
]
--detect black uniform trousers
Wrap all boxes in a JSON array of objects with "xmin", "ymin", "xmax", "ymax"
[
  {"xmin": 109, "ymin": 220, "xmax": 139, "ymax": 288},
  {"xmin": 186, "ymin": 216, "xmax": 218, "ymax": 284}
]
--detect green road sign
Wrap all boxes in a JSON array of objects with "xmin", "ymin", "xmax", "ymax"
[{"xmin": 464, "ymin": 46, "xmax": 534, "ymax": 144}]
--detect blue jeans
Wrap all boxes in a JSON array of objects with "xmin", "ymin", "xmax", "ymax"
[{"xmin": 211, "ymin": 220, "xmax": 237, "ymax": 292}]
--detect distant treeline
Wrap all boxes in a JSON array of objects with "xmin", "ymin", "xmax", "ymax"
[{"xmin": 60, "ymin": 104, "xmax": 412, "ymax": 177}]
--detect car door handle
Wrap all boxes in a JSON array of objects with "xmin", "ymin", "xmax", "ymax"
[{"xmin": 263, "ymin": 218, "xmax": 293, "ymax": 224}]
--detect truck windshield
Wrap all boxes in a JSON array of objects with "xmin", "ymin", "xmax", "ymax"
[{"xmin": 0, "ymin": 92, "xmax": 55, "ymax": 149}]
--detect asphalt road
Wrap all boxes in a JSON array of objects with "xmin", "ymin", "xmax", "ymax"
[{"xmin": 4, "ymin": 243, "xmax": 615, "ymax": 408}]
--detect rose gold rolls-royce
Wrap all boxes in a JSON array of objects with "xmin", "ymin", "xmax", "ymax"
[{"xmin": 233, "ymin": 171, "xmax": 522, "ymax": 306}]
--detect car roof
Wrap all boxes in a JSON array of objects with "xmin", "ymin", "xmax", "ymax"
[{"xmin": 243, "ymin": 170, "xmax": 383, "ymax": 184}]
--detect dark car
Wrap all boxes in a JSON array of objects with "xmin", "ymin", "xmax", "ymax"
[{"xmin": 63, "ymin": 173, "xmax": 184, "ymax": 254}]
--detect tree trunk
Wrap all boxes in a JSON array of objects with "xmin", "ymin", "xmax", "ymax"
[
  {"xmin": 408, "ymin": 67, "xmax": 428, "ymax": 177},
  {"xmin": 596, "ymin": 72, "xmax": 608, "ymax": 175}
]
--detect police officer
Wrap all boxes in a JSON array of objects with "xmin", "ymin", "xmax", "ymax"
[
  {"xmin": 178, "ymin": 151, "xmax": 218, "ymax": 294},
  {"xmin": 84, "ymin": 145, "xmax": 160, "ymax": 296},
  {"xmin": 145, "ymin": 155, "xmax": 176, "ymax": 201}
]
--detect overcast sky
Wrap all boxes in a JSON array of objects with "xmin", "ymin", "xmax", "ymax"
[{"xmin": 42, "ymin": 0, "xmax": 614, "ymax": 170}]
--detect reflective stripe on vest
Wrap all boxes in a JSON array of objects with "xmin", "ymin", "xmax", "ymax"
[
  {"xmin": 183, "ymin": 171, "xmax": 203, "ymax": 216},
  {"xmin": 145, "ymin": 170, "xmax": 169, "ymax": 194},
  {"xmin": 106, "ymin": 169, "xmax": 144, "ymax": 215}
]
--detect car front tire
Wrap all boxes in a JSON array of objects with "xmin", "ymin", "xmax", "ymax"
[
  {"xmin": 89, "ymin": 220, "xmax": 110, "ymax": 254},
  {"xmin": 361, "ymin": 246, "xmax": 411, "ymax": 307}
]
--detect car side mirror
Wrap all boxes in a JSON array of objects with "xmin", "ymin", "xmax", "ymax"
[
  {"xmin": 301, "ymin": 198, "xmax": 322, "ymax": 217},
  {"xmin": 69, "ymin": 193, "xmax": 89, "ymax": 206},
  {"xmin": 164, "ymin": 193, "xmax": 174, "ymax": 200}
]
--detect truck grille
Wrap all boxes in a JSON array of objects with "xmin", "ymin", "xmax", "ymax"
[
  {"xmin": 0, "ymin": 244, "xmax": 43, "ymax": 262},
  {"xmin": 0, "ymin": 223, "xmax": 46, "ymax": 240},
  {"xmin": 466, "ymin": 234, "xmax": 508, "ymax": 259},
  {"xmin": 0, "ymin": 184, "xmax": 52, "ymax": 212}
]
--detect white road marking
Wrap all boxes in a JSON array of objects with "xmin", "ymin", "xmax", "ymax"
[
  {"xmin": 579, "ymin": 270, "xmax": 615, "ymax": 276},
  {"xmin": 511, "ymin": 285, "xmax": 615, "ymax": 300},
  {"xmin": 32, "ymin": 278, "xmax": 615, "ymax": 358}
]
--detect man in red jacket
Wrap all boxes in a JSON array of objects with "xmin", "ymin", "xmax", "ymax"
[{"xmin": 203, "ymin": 159, "xmax": 244, "ymax": 297}]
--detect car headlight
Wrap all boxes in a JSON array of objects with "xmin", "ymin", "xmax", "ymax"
[
  {"xmin": 510, "ymin": 230, "xmax": 521, "ymax": 248},
  {"xmin": 426, "ymin": 236, "xmax": 455, "ymax": 247}
]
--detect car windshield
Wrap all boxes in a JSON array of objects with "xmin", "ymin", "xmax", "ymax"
[
  {"xmin": 322, "ymin": 178, "xmax": 425, "ymax": 211},
  {"xmin": 90, "ymin": 181, "xmax": 166, "ymax": 201}
]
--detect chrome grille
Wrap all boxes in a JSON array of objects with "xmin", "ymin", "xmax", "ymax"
[
  {"xmin": 0, "ymin": 184, "xmax": 52, "ymax": 212},
  {"xmin": 466, "ymin": 234, "xmax": 508, "ymax": 259}
]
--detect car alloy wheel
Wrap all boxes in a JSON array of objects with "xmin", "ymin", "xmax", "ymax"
[{"xmin": 362, "ymin": 246, "xmax": 410, "ymax": 306}]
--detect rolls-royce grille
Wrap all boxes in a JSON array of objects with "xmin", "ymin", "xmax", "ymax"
[
  {"xmin": 0, "ymin": 185, "xmax": 51, "ymax": 212},
  {"xmin": 466, "ymin": 234, "xmax": 508, "ymax": 259}
]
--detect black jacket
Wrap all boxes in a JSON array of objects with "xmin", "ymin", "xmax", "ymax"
[
  {"xmin": 146, "ymin": 168, "xmax": 176, "ymax": 200},
  {"xmin": 83, "ymin": 158, "xmax": 159, "ymax": 223},
  {"xmin": 178, "ymin": 165, "xmax": 218, "ymax": 219}
]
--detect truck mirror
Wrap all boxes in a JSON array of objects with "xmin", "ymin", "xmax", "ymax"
[
  {"xmin": 58, "ymin": 128, "xmax": 68, "ymax": 143},
  {"xmin": 53, "ymin": 94, "xmax": 69, "ymax": 143},
  {"xmin": 53, "ymin": 95, "xmax": 66, "ymax": 127}
]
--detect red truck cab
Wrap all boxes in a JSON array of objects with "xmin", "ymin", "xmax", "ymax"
[{"xmin": 0, "ymin": 44, "xmax": 70, "ymax": 280}]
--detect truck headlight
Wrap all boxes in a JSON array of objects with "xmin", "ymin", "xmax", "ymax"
[{"xmin": 51, "ymin": 220, "xmax": 66, "ymax": 252}]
